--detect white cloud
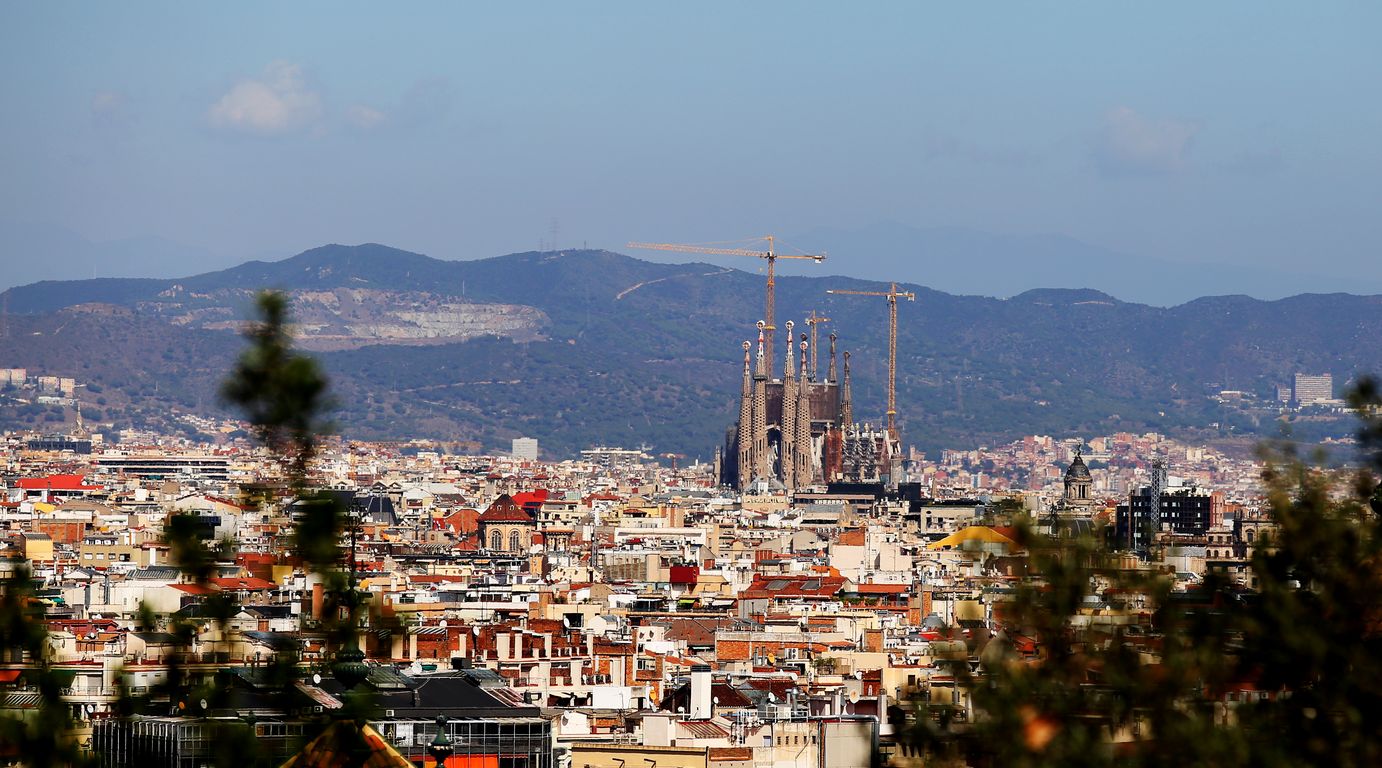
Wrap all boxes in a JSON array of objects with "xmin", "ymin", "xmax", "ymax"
[
  {"xmin": 207, "ymin": 61, "xmax": 322, "ymax": 136},
  {"xmin": 91, "ymin": 89, "xmax": 126, "ymax": 116},
  {"xmin": 346, "ymin": 104, "xmax": 387, "ymax": 130},
  {"xmin": 1095, "ymin": 106, "xmax": 1201, "ymax": 176}
]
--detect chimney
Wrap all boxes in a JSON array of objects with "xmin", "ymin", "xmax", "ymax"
[{"xmin": 689, "ymin": 664, "xmax": 713, "ymax": 720}]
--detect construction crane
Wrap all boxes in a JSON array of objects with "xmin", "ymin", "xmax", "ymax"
[
  {"xmin": 804, "ymin": 310, "xmax": 831, "ymax": 380},
  {"xmin": 826, "ymin": 282, "xmax": 915, "ymax": 437},
  {"xmin": 627, "ymin": 236, "xmax": 825, "ymax": 378}
]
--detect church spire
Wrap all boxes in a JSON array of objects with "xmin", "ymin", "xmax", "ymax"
[
  {"xmin": 783, "ymin": 321, "xmax": 797, "ymax": 379},
  {"xmin": 740, "ymin": 339, "xmax": 753, "ymax": 399},
  {"xmin": 795, "ymin": 337, "xmax": 813, "ymax": 485},
  {"xmin": 753, "ymin": 320, "xmax": 767, "ymax": 380},
  {"xmin": 736, "ymin": 340, "xmax": 753, "ymax": 491},
  {"xmin": 780, "ymin": 321, "xmax": 797, "ymax": 488},
  {"xmin": 840, "ymin": 350, "xmax": 853, "ymax": 427},
  {"xmin": 827, "ymin": 332, "xmax": 838, "ymax": 383},
  {"xmin": 750, "ymin": 321, "xmax": 770, "ymax": 483}
]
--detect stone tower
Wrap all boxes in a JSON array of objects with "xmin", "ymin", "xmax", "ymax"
[{"xmin": 1063, "ymin": 449, "xmax": 1094, "ymax": 507}]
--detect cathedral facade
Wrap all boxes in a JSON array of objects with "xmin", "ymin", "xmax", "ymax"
[{"xmin": 718, "ymin": 321, "xmax": 858, "ymax": 491}]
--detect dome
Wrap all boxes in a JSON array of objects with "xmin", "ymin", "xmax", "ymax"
[{"xmin": 1065, "ymin": 451, "xmax": 1092, "ymax": 481}]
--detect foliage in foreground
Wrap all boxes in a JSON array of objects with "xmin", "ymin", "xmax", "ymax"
[{"xmin": 909, "ymin": 381, "xmax": 1382, "ymax": 767}]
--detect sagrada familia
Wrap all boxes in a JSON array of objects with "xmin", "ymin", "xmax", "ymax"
[{"xmin": 717, "ymin": 320, "xmax": 902, "ymax": 491}]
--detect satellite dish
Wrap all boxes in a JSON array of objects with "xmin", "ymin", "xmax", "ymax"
[
  {"xmin": 853, "ymin": 671, "xmax": 863, "ymax": 680},
  {"xmin": 712, "ymin": 696, "xmax": 719, "ymax": 705},
  {"xmin": 677, "ymin": 706, "xmax": 685, "ymax": 714},
  {"xmin": 312, "ymin": 673, "xmax": 322, "ymax": 685},
  {"xmin": 848, "ymin": 691, "xmax": 860, "ymax": 704},
  {"xmin": 767, "ymin": 692, "xmax": 777, "ymax": 703},
  {"xmin": 198, "ymin": 698, "xmax": 208, "ymax": 711},
  {"xmin": 439, "ymin": 620, "xmax": 447, "ymax": 629},
  {"xmin": 84, "ymin": 703, "xmax": 95, "ymax": 714}
]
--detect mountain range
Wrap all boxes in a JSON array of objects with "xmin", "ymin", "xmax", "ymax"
[{"xmin": 3, "ymin": 243, "xmax": 1380, "ymax": 460}]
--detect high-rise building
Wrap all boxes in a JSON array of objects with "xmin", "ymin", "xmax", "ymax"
[
  {"xmin": 1293, "ymin": 373, "xmax": 1333, "ymax": 405},
  {"xmin": 511, "ymin": 437, "xmax": 538, "ymax": 461},
  {"xmin": 1115, "ymin": 486, "xmax": 1224, "ymax": 550}
]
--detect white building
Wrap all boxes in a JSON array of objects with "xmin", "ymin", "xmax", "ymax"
[
  {"xmin": 511, "ymin": 437, "xmax": 538, "ymax": 461},
  {"xmin": 1293, "ymin": 373, "xmax": 1332, "ymax": 404}
]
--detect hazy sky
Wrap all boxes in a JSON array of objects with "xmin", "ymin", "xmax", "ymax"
[{"xmin": 2, "ymin": 3, "xmax": 1379, "ymax": 296}]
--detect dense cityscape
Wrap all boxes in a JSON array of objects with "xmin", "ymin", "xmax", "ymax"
[
  {"xmin": 1, "ymin": 296, "xmax": 1372, "ymax": 766},
  {"xmin": 5, "ymin": 4, "xmax": 1382, "ymax": 767}
]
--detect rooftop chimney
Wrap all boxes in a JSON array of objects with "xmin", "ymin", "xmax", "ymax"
[{"xmin": 689, "ymin": 664, "xmax": 713, "ymax": 720}]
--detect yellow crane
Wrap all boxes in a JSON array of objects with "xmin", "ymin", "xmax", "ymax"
[
  {"xmin": 803, "ymin": 310, "xmax": 831, "ymax": 380},
  {"xmin": 627, "ymin": 236, "xmax": 825, "ymax": 378},
  {"xmin": 826, "ymin": 282, "xmax": 915, "ymax": 437}
]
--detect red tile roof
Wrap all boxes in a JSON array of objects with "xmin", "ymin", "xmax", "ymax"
[
  {"xmin": 17, "ymin": 475, "xmax": 102, "ymax": 491},
  {"xmin": 210, "ymin": 577, "xmax": 277, "ymax": 591},
  {"xmin": 478, "ymin": 493, "xmax": 534, "ymax": 523},
  {"xmin": 836, "ymin": 529, "xmax": 867, "ymax": 546},
  {"xmin": 742, "ymin": 575, "xmax": 847, "ymax": 600},
  {"xmin": 512, "ymin": 489, "xmax": 549, "ymax": 508}
]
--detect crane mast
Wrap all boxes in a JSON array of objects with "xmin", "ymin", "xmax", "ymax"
[
  {"xmin": 627, "ymin": 236, "xmax": 825, "ymax": 378},
  {"xmin": 826, "ymin": 282, "xmax": 915, "ymax": 438}
]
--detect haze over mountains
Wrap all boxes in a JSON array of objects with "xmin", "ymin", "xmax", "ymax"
[
  {"xmin": 2, "ymin": 243, "xmax": 1380, "ymax": 459},
  {"xmin": 780, "ymin": 223, "xmax": 1382, "ymax": 306},
  {"xmin": 8, "ymin": 220, "xmax": 1382, "ymax": 306}
]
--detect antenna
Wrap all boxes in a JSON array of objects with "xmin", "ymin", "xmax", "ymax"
[{"xmin": 1149, "ymin": 456, "xmax": 1167, "ymax": 547}]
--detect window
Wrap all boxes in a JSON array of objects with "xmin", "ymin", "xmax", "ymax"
[
  {"xmin": 510, "ymin": 531, "xmax": 521, "ymax": 551},
  {"xmin": 491, "ymin": 531, "xmax": 502, "ymax": 550}
]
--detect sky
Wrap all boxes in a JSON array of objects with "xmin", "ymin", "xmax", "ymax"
[{"xmin": 2, "ymin": 3, "xmax": 1379, "ymax": 301}]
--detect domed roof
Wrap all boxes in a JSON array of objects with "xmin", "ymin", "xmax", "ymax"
[
  {"xmin": 478, "ymin": 493, "xmax": 535, "ymax": 523},
  {"xmin": 1065, "ymin": 451, "xmax": 1092, "ymax": 481}
]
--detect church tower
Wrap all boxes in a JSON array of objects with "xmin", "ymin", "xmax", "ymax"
[
  {"xmin": 840, "ymin": 351, "xmax": 853, "ymax": 427},
  {"xmin": 793, "ymin": 338, "xmax": 814, "ymax": 486},
  {"xmin": 780, "ymin": 321, "xmax": 798, "ymax": 489},
  {"xmin": 736, "ymin": 340, "xmax": 753, "ymax": 491},
  {"xmin": 750, "ymin": 322, "xmax": 771, "ymax": 483},
  {"xmin": 1063, "ymin": 449, "xmax": 1094, "ymax": 507}
]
